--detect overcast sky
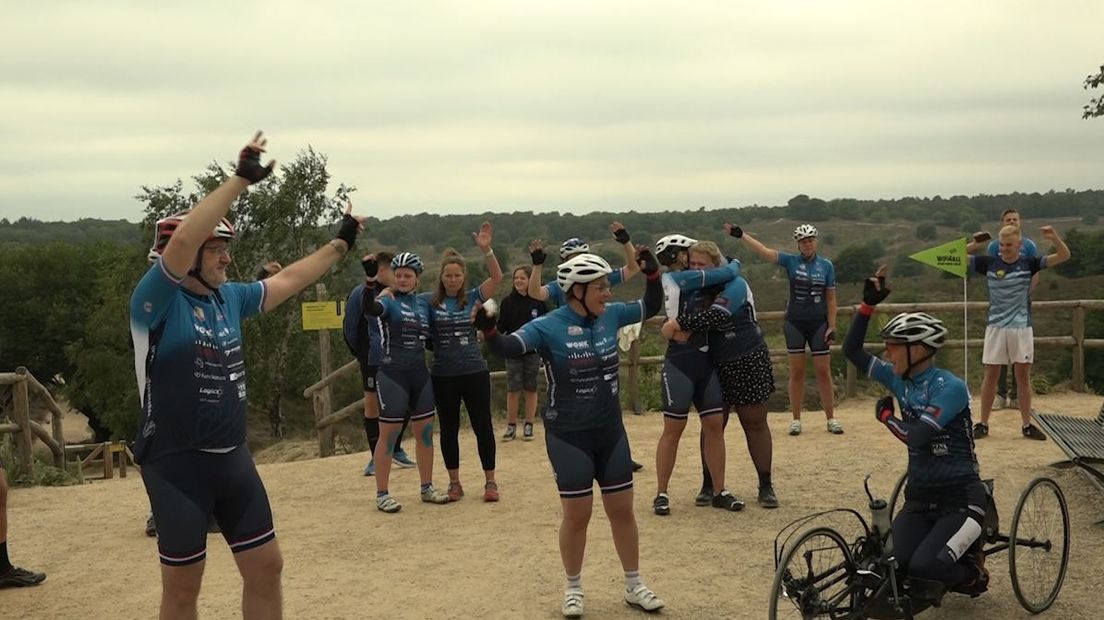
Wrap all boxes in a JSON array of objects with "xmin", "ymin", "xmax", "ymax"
[{"xmin": 2, "ymin": 1, "xmax": 1101, "ymax": 222}]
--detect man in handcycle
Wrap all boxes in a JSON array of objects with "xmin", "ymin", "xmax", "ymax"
[{"xmin": 842, "ymin": 266, "xmax": 989, "ymax": 598}]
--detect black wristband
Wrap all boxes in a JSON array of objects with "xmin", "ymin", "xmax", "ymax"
[{"xmin": 729, "ymin": 225, "xmax": 743, "ymax": 239}]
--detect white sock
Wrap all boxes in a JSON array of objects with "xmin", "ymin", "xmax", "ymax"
[
  {"xmin": 625, "ymin": 570, "xmax": 642, "ymax": 590},
  {"xmin": 566, "ymin": 574, "xmax": 582, "ymax": 592}
]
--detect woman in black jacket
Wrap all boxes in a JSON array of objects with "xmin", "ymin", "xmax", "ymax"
[{"xmin": 497, "ymin": 265, "xmax": 548, "ymax": 441}]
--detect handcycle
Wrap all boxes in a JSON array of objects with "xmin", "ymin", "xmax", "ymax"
[{"xmin": 768, "ymin": 474, "xmax": 1070, "ymax": 618}]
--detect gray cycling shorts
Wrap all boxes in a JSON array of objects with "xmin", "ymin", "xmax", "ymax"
[{"xmin": 506, "ymin": 353, "xmax": 540, "ymax": 393}]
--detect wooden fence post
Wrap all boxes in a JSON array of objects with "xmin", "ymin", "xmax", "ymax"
[
  {"xmin": 12, "ymin": 367, "xmax": 34, "ymax": 474},
  {"xmin": 315, "ymin": 284, "xmax": 335, "ymax": 457},
  {"xmin": 1072, "ymin": 305, "xmax": 1086, "ymax": 393},
  {"xmin": 627, "ymin": 339, "xmax": 643, "ymax": 415}
]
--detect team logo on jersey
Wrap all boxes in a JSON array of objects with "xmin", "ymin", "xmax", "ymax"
[
  {"xmin": 568, "ymin": 326, "xmax": 583, "ymax": 336},
  {"xmin": 193, "ymin": 307, "xmax": 206, "ymax": 322},
  {"xmin": 995, "ymin": 269, "xmax": 1006, "ymax": 278},
  {"xmin": 530, "ymin": 309, "xmax": 539, "ymax": 318},
  {"xmin": 144, "ymin": 302, "xmax": 153, "ymax": 313}
]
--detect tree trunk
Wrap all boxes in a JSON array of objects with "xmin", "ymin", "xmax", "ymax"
[{"xmin": 268, "ymin": 307, "xmax": 298, "ymax": 438}]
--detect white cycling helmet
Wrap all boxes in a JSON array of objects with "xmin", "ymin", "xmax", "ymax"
[
  {"xmin": 655, "ymin": 234, "xmax": 697, "ymax": 265},
  {"xmin": 793, "ymin": 224, "xmax": 818, "ymax": 241},
  {"xmin": 391, "ymin": 251, "xmax": 424, "ymax": 274},
  {"xmin": 557, "ymin": 253, "xmax": 613, "ymax": 291},
  {"xmin": 559, "ymin": 237, "xmax": 590, "ymax": 259},
  {"xmin": 880, "ymin": 312, "xmax": 947, "ymax": 350}
]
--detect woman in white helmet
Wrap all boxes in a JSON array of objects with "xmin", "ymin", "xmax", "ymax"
[
  {"xmin": 724, "ymin": 222, "xmax": 841, "ymax": 436},
  {"xmin": 473, "ymin": 250, "xmax": 666, "ymax": 618}
]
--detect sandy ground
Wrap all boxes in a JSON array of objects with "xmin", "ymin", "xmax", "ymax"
[{"xmin": 5, "ymin": 392, "xmax": 1102, "ymax": 619}]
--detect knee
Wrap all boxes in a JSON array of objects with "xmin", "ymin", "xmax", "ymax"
[
  {"xmin": 242, "ymin": 551, "xmax": 284, "ymax": 588},
  {"xmin": 562, "ymin": 507, "xmax": 593, "ymax": 529},
  {"xmin": 162, "ymin": 571, "xmax": 204, "ymax": 606}
]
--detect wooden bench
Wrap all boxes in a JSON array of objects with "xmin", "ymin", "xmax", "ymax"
[
  {"xmin": 1032, "ymin": 403, "xmax": 1104, "ymax": 522},
  {"xmin": 63, "ymin": 441, "xmax": 135, "ymax": 480}
]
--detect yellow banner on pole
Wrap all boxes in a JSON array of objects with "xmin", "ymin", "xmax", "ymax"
[
  {"xmin": 301, "ymin": 301, "xmax": 345, "ymax": 330},
  {"xmin": 909, "ymin": 237, "xmax": 968, "ymax": 278}
]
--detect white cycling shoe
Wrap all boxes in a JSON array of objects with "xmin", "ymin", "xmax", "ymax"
[
  {"xmin": 562, "ymin": 589, "xmax": 584, "ymax": 618},
  {"xmin": 624, "ymin": 584, "xmax": 665, "ymax": 612}
]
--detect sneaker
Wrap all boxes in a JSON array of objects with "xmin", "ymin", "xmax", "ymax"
[
  {"xmin": 632, "ymin": 459, "xmax": 644, "ymax": 472},
  {"xmin": 502, "ymin": 424, "xmax": 517, "ymax": 442},
  {"xmin": 376, "ymin": 493, "xmax": 402, "ymax": 513},
  {"xmin": 1022, "ymin": 424, "xmax": 1047, "ymax": 441},
  {"xmin": 421, "ymin": 484, "xmax": 450, "ymax": 504},
  {"xmin": 827, "ymin": 419, "xmax": 844, "ymax": 435},
  {"xmin": 973, "ymin": 423, "xmax": 989, "ymax": 438},
  {"xmin": 694, "ymin": 487, "xmax": 714, "ymax": 506},
  {"xmin": 145, "ymin": 513, "xmax": 157, "ymax": 537},
  {"xmin": 788, "ymin": 420, "xmax": 802, "ymax": 436},
  {"xmin": 624, "ymin": 583, "xmax": 666, "ymax": 612},
  {"xmin": 483, "ymin": 481, "xmax": 500, "ymax": 502},
  {"xmin": 562, "ymin": 589, "xmax": 585, "ymax": 618},
  {"xmin": 758, "ymin": 484, "xmax": 780, "ymax": 509},
  {"xmin": 363, "ymin": 459, "xmax": 376, "ymax": 476},
  {"xmin": 522, "ymin": 421, "xmax": 535, "ymax": 441},
  {"xmin": 0, "ymin": 566, "xmax": 46, "ymax": 589},
  {"xmin": 652, "ymin": 493, "xmax": 671, "ymax": 516},
  {"xmin": 447, "ymin": 481, "xmax": 464, "ymax": 502},
  {"xmin": 392, "ymin": 449, "xmax": 416, "ymax": 468},
  {"xmin": 712, "ymin": 489, "xmax": 746, "ymax": 512}
]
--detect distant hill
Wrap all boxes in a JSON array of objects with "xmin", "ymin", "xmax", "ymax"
[{"xmin": 0, "ymin": 217, "xmax": 143, "ymax": 246}]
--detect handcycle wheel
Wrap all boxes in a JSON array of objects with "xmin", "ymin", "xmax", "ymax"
[
  {"xmin": 888, "ymin": 471, "xmax": 907, "ymax": 521},
  {"xmin": 769, "ymin": 527, "xmax": 856, "ymax": 619},
  {"xmin": 1009, "ymin": 477, "xmax": 1070, "ymax": 614}
]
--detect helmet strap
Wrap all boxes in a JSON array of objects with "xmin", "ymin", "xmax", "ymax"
[
  {"xmin": 571, "ymin": 283, "xmax": 598, "ymax": 322},
  {"xmin": 902, "ymin": 345, "xmax": 937, "ymax": 380},
  {"xmin": 188, "ymin": 248, "xmax": 224, "ymax": 303}
]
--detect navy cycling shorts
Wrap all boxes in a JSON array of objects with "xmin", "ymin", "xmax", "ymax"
[
  {"xmin": 545, "ymin": 417, "xmax": 633, "ymax": 499},
  {"xmin": 660, "ymin": 355, "xmax": 725, "ymax": 419},
  {"xmin": 376, "ymin": 366, "xmax": 435, "ymax": 424},
  {"xmin": 141, "ymin": 446, "xmax": 275, "ymax": 566},
  {"xmin": 783, "ymin": 319, "xmax": 830, "ymax": 355}
]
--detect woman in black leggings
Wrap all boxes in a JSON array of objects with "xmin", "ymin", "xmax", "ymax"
[{"xmin": 425, "ymin": 222, "xmax": 503, "ymax": 501}]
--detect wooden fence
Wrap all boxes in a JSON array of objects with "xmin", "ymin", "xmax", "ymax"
[
  {"xmin": 0, "ymin": 366, "xmax": 66, "ymax": 472},
  {"xmin": 303, "ymin": 299, "xmax": 1104, "ymax": 457}
]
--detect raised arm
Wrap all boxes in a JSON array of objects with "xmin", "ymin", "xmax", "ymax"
[
  {"xmin": 527, "ymin": 239, "xmax": 551, "ymax": 301},
  {"xmin": 161, "ymin": 132, "xmax": 274, "ymax": 279},
  {"xmin": 611, "ymin": 221, "xmax": 641, "ymax": 281},
  {"xmin": 473, "ymin": 221, "xmax": 504, "ymax": 299},
  {"xmin": 724, "ymin": 224, "xmax": 778, "ymax": 263},
  {"xmin": 1039, "ymin": 225, "xmax": 1071, "ymax": 267},
  {"xmin": 261, "ymin": 203, "xmax": 365, "ymax": 312},
  {"xmin": 965, "ymin": 231, "xmax": 992, "ymax": 255}
]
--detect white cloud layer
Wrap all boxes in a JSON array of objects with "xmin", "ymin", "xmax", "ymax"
[{"xmin": 1, "ymin": 0, "xmax": 1101, "ymax": 221}]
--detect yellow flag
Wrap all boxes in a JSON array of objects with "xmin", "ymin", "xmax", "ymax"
[{"xmin": 909, "ymin": 237, "xmax": 968, "ymax": 278}]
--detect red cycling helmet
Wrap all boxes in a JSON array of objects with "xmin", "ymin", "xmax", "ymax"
[{"xmin": 147, "ymin": 211, "xmax": 236, "ymax": 262}]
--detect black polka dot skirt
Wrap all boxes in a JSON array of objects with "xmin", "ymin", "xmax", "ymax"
[{"xmin": 717, "ymin": 344, "xmax": 775, "ymax": 407}]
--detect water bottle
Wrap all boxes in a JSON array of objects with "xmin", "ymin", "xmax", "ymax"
[{"xmin": 870, "ymin": 498, "xmax": 894, "ymax": 554}]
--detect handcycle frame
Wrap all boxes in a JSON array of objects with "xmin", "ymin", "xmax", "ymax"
[{"xmin": 768, "ymin": 474, "xmax": 1070, "ymax": 619}]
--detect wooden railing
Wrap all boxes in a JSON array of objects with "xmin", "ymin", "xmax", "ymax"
[
  {"xmin": 303, "ymin": 299, "xmax": 1104, "ymax": 457},
  {"xmin": 0, "ymin": 367, "xmax": 66, "ymax": 472}
]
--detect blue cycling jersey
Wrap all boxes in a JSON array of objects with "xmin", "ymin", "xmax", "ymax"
[
  {"xmin": 344, "ymin": 282, "xmax": 385, "ymax": 365},
  {"xmin": 776, "ymin": 252, "xmax": 836, "ymax": 323},
  {"xmin": 661, "ymin": 261, "xmax": 740, "ymax": 358},
  {"xmin": 130, "ymin": 260, "xmax": 265, "ymax": 462},
  {"xmin": 544, "ymin": 267, "xmax": 625, "ymax": 307},
  {"xmin": 510, "ymin": 301, "xmax": 645, "ymax": 432},
  {"xmin": 969, "ymin": 254, "xmax": 1048, "ymax": 328},
  {"xmin": 986, "ymin": 236, "xmax": 1037, "ymax": 258},
  {"xmin": 865, "ymin": 359, "xmax": 981, "ymax": 492},
  {"xmin": 422, "ymin": 287, "xmax": 488, "ymax": 377},
  {"xmin": 375, "ymin": 291, "xmax": 433, "ymax": 370},
  {"xmin": 702, "ymin": 276, "xmax": 764, "ymax": 362}
]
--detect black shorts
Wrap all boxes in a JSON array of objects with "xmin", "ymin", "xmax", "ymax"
[
  {"xmin": 357, "ymin": 358, "xmax": 379, "ymax": 393},
  {"xmin": 716, "ymin": 344, "xmax": 776, "ymax": 407},
  {"xmin": 141, "ymin": 447, "xmax": 275, "ymax": 566},
  {"xmin": 376, "ymin": 366, "xmax": 435, "ymax": 424},
  {"xmin": 545, "ymin": 417, "xmax": 633, "ymax": 499},
  {"xmin": 783, "ymin": 319, "xmax": 830, "ymax": 355},
  {"xmin": 660, "ymin": 355, "xmax": 725, "ymax": 419},
  {"xmin": 505, "ymin": 353, "xmax": 540, "ymax": 392}
]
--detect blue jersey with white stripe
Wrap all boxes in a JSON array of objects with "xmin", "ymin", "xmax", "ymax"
[
  {"xmin": 510, "ymin": 301, "xmax": 645, "ymax": 432},
  {"xmin": 705, "ymin": 276, "xmax": 764, "ymax": 362},
  {"xmin": 423, "ymin": 287, "xmax": 488, "ymax": 376},
  {"xmin": 377, "ymin": 291, "xmax": 433, "ymax": 370},
  {"xmin": 661, "ymin": 261, "xmax": 740, "ymax": 358},
  {"xmin": 866, "ymin": 360, "xmax": 980, "ymax": 491},
  {"xmin": 130, "ymin": 259, "xmax": 265, "ymax": 462},
  {"xmin": 776, "ymin": 252, "xmax": 835, "ymax": 323},
  {"xmin": 545, "ymin": 266, "xmax": 625, "ymax": 307},
  {"xmin": 969, "ymin": 254, "xmax": 1047, "ymax": 327}
]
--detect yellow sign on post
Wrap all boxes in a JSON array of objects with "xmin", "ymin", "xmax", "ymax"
[{"xmin": 301, "ymin": 301, "xmax": 345, "ymax": 330}]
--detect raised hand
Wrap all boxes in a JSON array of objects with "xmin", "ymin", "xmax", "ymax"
[
  {"xmin": 234, "ymin": 131, "xmax": 276, "ymax": 183},
  {"xmin": 472, "ymin": 301, "xmax": 497, "ymax": 332},
  {"xmin": 611, "ymin": 221, "xmax": 631, "ymax": 245},
  {"xmin": 875, "ymin": 395, "xmax": 895, "ymax": 424},
  {"xmin": 361, "ymin": 255, "xmax": 379, "ymax": 279},
  {"xmin": 335, "ymin": 200, "xmax": 367, "ymax": 251},
  {"xmin": 724, "ymin": 223, "xmax": 743, "ymax": 239},
  {"xmin": 862, "ymin": 265, "xmax": 891, "ymax": 306},
  {"xmin": 529, "ymin": 239, "xmax": 547, "ymax": 265},
  {"xmin": 472, "ymin": 221, "xmax": 494, "ymax": 250},
  {"xmin": 636, "ymin": 247, "xmax": 659, "ymax": 276},
  {"xmin": 1039, "ymin": 225, "xmax": 1058, "ymax": 240}
]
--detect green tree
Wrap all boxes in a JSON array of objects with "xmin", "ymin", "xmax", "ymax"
[
  {"xmin": 834, "ymin": 241, "xmax": 883, "ymax": 283},
  {"xmin": 1083, "ymin": 64, "xmax": 1104, "ymax": 119},
  {"xmin": 916, "ymin": 224, "xmax": 937, "ymax": 241}
]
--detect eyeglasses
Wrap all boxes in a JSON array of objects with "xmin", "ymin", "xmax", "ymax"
[{"xmin": 203, "ymin": 245, "xmax": 231, "ymax": 257}]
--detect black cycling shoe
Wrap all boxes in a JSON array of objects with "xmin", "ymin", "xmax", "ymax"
[
  {"xmin": 758, "ymin": 484, "xmax": 780, "ymax": 509},
  {"xmin": 631, "ymin": 460, "xmax": 644, "ymax": 472},
  {"xmin": 972, "ymin": 422, "xmax": 988, "ymax": 438},
  {"xmin": 1022, "ymin": 424, "xmax": 1047, "ymax": 441},
  {"xmin": 652, "ymin": 494, "xmax": 671, "ymax": 516},
  {"xmin": 694, "ymin": 488, "xmax": 713, "ymax": 506},
  {"xmin": 0, "ymin": 566, "xmax": 46, "ymax": 589},
  {"xmin": 711, "ymin": 489, "xmax": 745, "ymax": 512}
]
